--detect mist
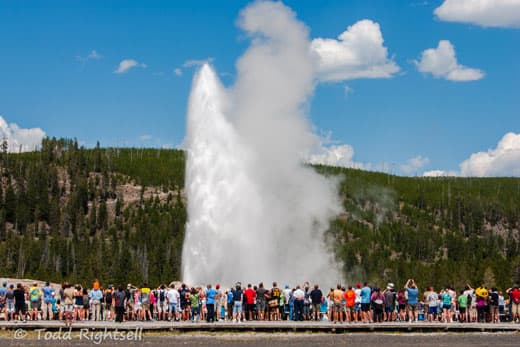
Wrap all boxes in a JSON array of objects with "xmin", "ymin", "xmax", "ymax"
[{"xmin": 182, "ymin": 1, "xmax": 343, "ymax": 286}]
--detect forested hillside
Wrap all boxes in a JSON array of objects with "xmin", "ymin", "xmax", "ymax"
[{"xmin": 1, "ymin": 138, "xmax": 519, "ymax": 290}]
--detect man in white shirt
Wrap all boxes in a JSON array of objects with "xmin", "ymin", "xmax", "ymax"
[{"xmin": 166, "ymin": 284, "xmax": 180, "ymax": 321}]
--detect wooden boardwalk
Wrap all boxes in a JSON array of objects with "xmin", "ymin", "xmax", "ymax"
[{"xmin": 1, "ymin": 320, "xmax": 519, "ymax": 333}]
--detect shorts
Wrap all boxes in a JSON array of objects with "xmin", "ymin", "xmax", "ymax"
[
  {"xmin": 233, "ymin": 301, "xmax": 243, "ymax": 314},
  {"xmin": 354, "ymin": 303, "xmax": 361, "ymax": 311},
  {"xmin": 442, "ymin": 304, "xmax": 451, "ymax": 310},
  {"xmin": 406, "ymin": 304, "xmax": 418, "ymax": 312},
  {"xmin": 398, "ymin": 304, "xmax": 406, "ymax": 311},
  {"xmin": 512, "ymin": 303, "xmax": 520, "ymax": 316},
  {"xmin": 312, "ymin": 303, "xmax": 321, "ymax": 314},
  {"xmin": 346, "ymin": 306, "xmax": 355, "ymax": 313},
  {"xmin": 169, "ymin": 303, "xmax": 178, "ymax": 313},
  {"xmin": 490, "ymin": 305, "xmax": 498, "ymax": 315},
  {"xmin": 6, "ymin": 300, "xmax": 15, "ymax": 312},
  {"xmin": 15, "ymin": 303, "xmax": 26, "ymax": 314},
  {"xmin": 64, "ymin": 304, "xmax": 74, "ymax": 313},
  {"xmin": 361, "ymin": 303, "xmax": 371, "ymax": 312},
  {"xmin": 459, "ymin": 307, "xmax": 466, "ymax": 314},
  {"xmin": 142, "ymin": 303, "xmax": 150, "ymax": 311},
  {"xmin": 31, "ymin": 300, "xmax": 41, "ymax": 310},
  {"xmin": 303, "ymin": 304, "xmax": 311, "ymax": 315},
  {"xmin": 256, "ymin": 300, "xmax": 266, "ymax": 312},
  {"xmin": 157, "ymin": 301, "xmax": 167, "ymax": 313},
  {"xmin": 74, "ymin": 304, "xmax": 83, "ymax": 309},
  {"xmin": 428, "ymin": 306, "xmax": 437, "ymax": 314},
  {"xmin": 333, "ymin": 302, "xmax": 344, "ymax": 312},
  {"xmin": 246, "ymin": 303, "xmax": 255, "ymax": 314},
  {"xmin": 385, "ymin": 306, "xmax": 394, "ymax": 313}
]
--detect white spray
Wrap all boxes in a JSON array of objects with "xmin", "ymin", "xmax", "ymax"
[{"xmin": 182, "ymin": 1, "xmax": 343, "ymax": 286}]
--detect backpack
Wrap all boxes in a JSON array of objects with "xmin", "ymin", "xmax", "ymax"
[
  {"xmin": 159, "ymin": 290, "xmax": 165, "ymax": 302},
  {"xmin": 467, "ymin": 294, "xmax": 472, "ymax": 306}
]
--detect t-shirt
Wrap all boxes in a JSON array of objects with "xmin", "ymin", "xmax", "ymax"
[
  {"xmin": 425, "ymin": 291, "xmax": 438, "ymax": 307},
  {"xmin": 14, "ymin": 289, "xmax": 25, "ymax": 304},
  {"xmin": 354, "ymin": 289, "xmax": 361, "ymax": 304},
  {"xmin": 345, "ymin": 290, "xmax": 356, "ymax": 307},
  {"xmin": 141, "ymin": 287, "xmax": 151, "ymax": 304},
  {"xmin": 256, "ymin": 287, "xmax": 267, "ymax": 302},
  {"xmin": 244, "ymin": 288, "xmax": 256, "ymax": 305},
  {"xmin": 114, "ymin": 290, "xmax": 126, "ymax": 308},
  {"xmin": 190, "ymin": 294, "xmax": 199, "ymax": 308},
  {"xmin": 42, "ymin": 286, "xmax": 54, "ymax": 303},
  {"xmin": 489, "ymin": 292, "xmax": 499, "ymax": 306},
  {"xmin": 360, "ymin": 287, "xmax": 371, "ymax": 304},
  {"xmin": 167, "ymin": 289, "xmax": 180, "ymax": 305},
  {"xmin": 406, "ymin": 287, "xmax": 419, "ymax": 305},
  {"xmin": 232, "ymin": 289, "xmax": 243, "ymax": 302},
  {"xmin": 510, "ymin": 289, "xmax": 520, "ymax": 304},
  {"xmin": 332, "ymin": 289, "xmax": 344, "ymax": 303},
  {"xmin": 206, "ymin": 288, "xmax": 218, "ymax": 305},
  {"xmin": 441, "ymin": 292, "xmax": 452, "ymax": 306},
  {"xmin": 384, "ymin": 291, "xmax": 396, "ymax": 308},
  {"xmin": 0, "ymin": 287, "xmax": 7, "ymax": 298},
  {"xmin": 458, "ymin": 294, "xmax": 467, "ymax": 308},
  {"xmin": 90, "ymin": 289, "xmax": 103, "ymax": 301},
  {"xmin": 310, "ymin": 288, "xmax": 323, "ymax": 304},
  {"xmin": 29, "ymin": 286, "xmax": 40, "ymax": 301},
  {"xmin": 64, "ymin": 287, "xmax": 75, "ymax": 305}
]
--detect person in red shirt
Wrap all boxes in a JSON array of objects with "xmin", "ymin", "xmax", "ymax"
[
  {"xmin": 244, "ymin": 284, "xmax": 256, "ymax": 321},
  {"xmin": 344, "ymin": 286, "xmax": 356, "ymax": 323},
  {"xmin": 507, "ymin": 285, "xmax": 520, "ymax": 322}
]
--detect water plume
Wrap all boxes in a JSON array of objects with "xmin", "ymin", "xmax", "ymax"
[{"xmin": 182, "ymin": 1, "xmax": 343, "ymax": 286}]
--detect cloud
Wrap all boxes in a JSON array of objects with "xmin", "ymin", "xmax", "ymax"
[
  {"xmin": 0, "ymin": 115, "xmax": 45, "ymax": 153},
  {"xmin": 307, "ymin": 143, "xmax": 367, "ymax": 169},
  {"xmin": 76, "ymin": 49, "xmax": 103, "ymax": 62},
  {"xmin": 415, "ymin": 40, "xmax": 484, "ymax": 81},
  {"xmin": 311, "ymin": 19, "xmax": 400, "ymax": 82},
  {"xmin": 424, "ymin": 132, "xmax": 520, "ymax": 177},
  {"xmin": 183, "ymin": 57, "xmax": 215, "ymax": 68},
  {"xmin": 174, "ymin": 68, "xmax": 183, "ymax": 76},
  {"xmin": 423, "ymin": 170, "xmax": 459, "ymax": 177},
  {"xmin": 139, "ymin": 134, "xmax": 152, "ymax": 141},
  {"xmin": 435, "ymin": 0, "xmax": 520, "ymax": 28},
  {"xmin": 114, "ymin": 59, "xmax": 147, "ymax": 74},
  {"xmin": 459, "ymin": 132, "xmax": 520, "ymax": 176},
  {"xmin": 400, "ymin": 155, "xmax": 430, "ymax": 174}
]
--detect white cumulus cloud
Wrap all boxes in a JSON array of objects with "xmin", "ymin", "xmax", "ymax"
[
  {"xmin": 460, "ymin": 132, "xmax": 520, "ymax": 176},
  {"xmin": 307, "ymin": 143, "xmax": 366, "ymax": 169},
  {"xmin": 0, "ymin": 115, "xmax": 45, "ymax": 153},
  {"xmin": 415, "ymin": 40, "xmax": 484, "ymax": 81},
  {"xmin": 424, "ymin": 132, "xmax": 520, "ymax": 177},
  {"xmin": 311, "ymin": 19, "xmax": 400, "ymax": 82},
  {"xmin": 400, "ymin": 155, "xmax": 430, "ymax": 175},
  {"xmin": 114, "ymin": 59, "xmax": 147, "ymax": 74},
  {"xmin": 435, "ymin": 0, "xmax": 520, "ymax": 28}
]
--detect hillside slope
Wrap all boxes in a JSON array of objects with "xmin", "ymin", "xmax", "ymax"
[{"xmin": 1, "ymin": 138, "xmax": 519, "ymax": 289}]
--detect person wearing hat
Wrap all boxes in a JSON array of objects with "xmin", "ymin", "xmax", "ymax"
[{"xmin": 383, "ymin": 283, "xmax": 396, "ymax": 322}]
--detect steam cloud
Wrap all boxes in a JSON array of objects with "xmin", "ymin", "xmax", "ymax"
[{"xmin": 182, "ymin": 1, "xmax": 343, "ymax": 286}]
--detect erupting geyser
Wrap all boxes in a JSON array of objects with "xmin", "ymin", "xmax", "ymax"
[{"xmin": 181, "ymin": 1, "xmax": 343, "ymax": 286}]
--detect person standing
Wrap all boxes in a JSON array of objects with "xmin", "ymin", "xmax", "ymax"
[
  {"xmin": 42, "ymin": 282, "xmax": 54, "ymax": 320},
  {"xmin": 310, "ymin": 284, "xmax": 323, "ymax": 321},
  {"xmin": 256, "ymin": 283, "xmax": 267, "ymax": 321},
  {"xmin": 113, "ymin": 285, "xmax": 127, "ymax": 323},
  {"xmin": 63, "ymin": 282, "xmax": 75, "ymax": 326},
  {"xmin": 506, "ymin": 285, "xmax": 520, "ymax": 323},
  {"xmin": 360, "ymin": 282, "xmax": 372, "ymax": 323},
  {"xmin": 405, "ymin": 279, "xmax": 419, "ymax": 322},
  {"xmin": 383, "ymin": 283, "xmax": 396, "ymax": 322},
  {"xmin": 206, "ymin": 284, "xmax": 218, "ymax": 322},
  {"xmin": 29, "ymin": 283, "xmax": 41, "ymax": 321},
  {"xmin": 89, "ymin": 282, "xmax": 103, "ymax": 321},
  {"xmin": 14, "ymin": 283, "xmax": 26, "ymax": 322},
  {"xmin": 332, "ymin": 284, "xmax": 344, "ymax": 323},
  {"xmin": 293, "ymin": 285, "xmax": 305, "ymax": 321}
]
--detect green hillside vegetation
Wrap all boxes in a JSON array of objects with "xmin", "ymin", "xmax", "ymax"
[{"xmin": 1, "ymin": 138, "xmax": 519, "ymax": 290}]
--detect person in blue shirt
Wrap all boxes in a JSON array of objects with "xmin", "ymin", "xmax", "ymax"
[
  {"xmin": 205, "ymin": 284, "xmax": 218, "ymax": 322},
  {"xmin": 227, "ymin": 290, "xmax": 234, "ymax": 321},
  {"xmin": 405, "ymin": 279, "xmax": 419, "ymax": 322},
  {"xmin": 42, "ymin": 282, "xmax": 55, "ymax": 320},
  {"xmin": 360, "ymin": 282, "xmax": 372, "ymax": 323}
]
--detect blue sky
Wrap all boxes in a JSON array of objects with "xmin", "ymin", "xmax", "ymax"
[{"xmin": 0, "ymin": 0, "xmax": 518, "ymax": 176}]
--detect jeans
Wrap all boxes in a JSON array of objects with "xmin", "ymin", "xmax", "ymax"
[
  {"xmin": 207, "ymin": 303, "xmax": 215, "ymax": 322},
  {"xmin": 294, "ymin": 299, "xmax": 304, "ymax": 321}
]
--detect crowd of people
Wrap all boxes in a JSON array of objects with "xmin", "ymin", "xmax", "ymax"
[{"xmin": 1, "ymin": 278, "xmax": 520, "ymax": 325}]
